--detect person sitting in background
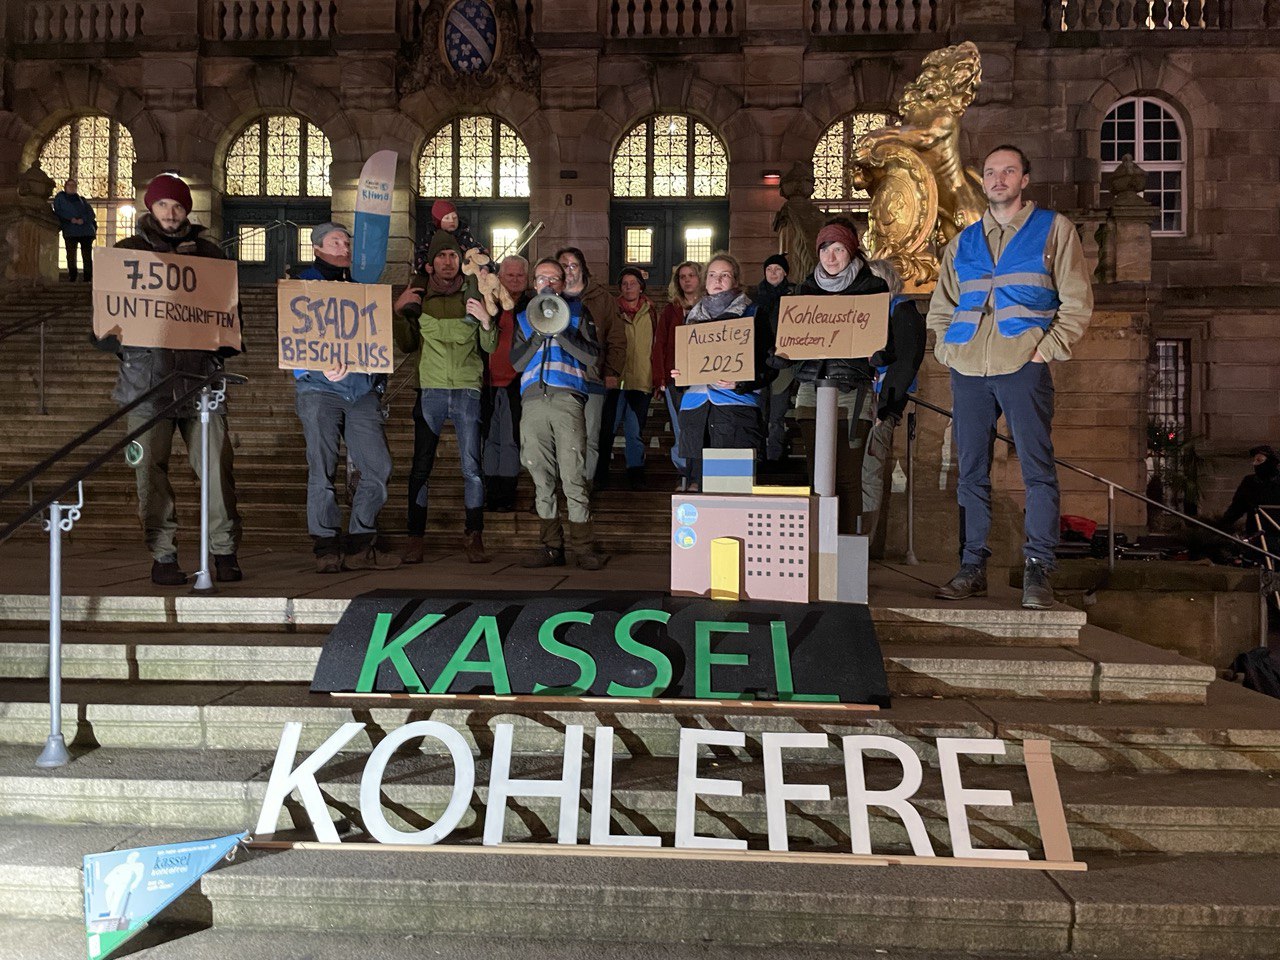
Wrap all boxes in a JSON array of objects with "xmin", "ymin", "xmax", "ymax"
[
  {"xmin": 289, "ymin": 223, "xmax": 398, "ymax": 573},
  {"xmin": 861, "ymin": 258, "xmax": 927, "ymax": 534},
  {"xmin": 753, "ymin": 254, "xmax": 797, "ymax": 462},
  {"xmin": 482, "ymin": 255, "xmax": 532, "ymax": 511},
  {"xmin": 654, "ymin": 260, "xmax": 704, "ymax": 491},
  {"xmin": 596, "ymin": 266, "xmax": 658, "ymax": 491},
  {"xmin": 395, "ymin": 230, "xmax": 498, "ymax": 564},
  {"xmin": 510, "ymin": 258, "xmax": 608, "ymax": 569},
  {"xmin": 670, "ymin": 252, "xmax": 772, "ymax": 488},
  {"xmin": 557, "ymin": 246, "xmax": 628, "ymax": 489}
]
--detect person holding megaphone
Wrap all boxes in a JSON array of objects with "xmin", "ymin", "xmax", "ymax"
[{"xmin": 510, "ymin": 258, "xmax": 608, "ymax": 570}]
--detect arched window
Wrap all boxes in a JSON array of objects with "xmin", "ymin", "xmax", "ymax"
[
  {"xmin": 38, "ymin": 115, "xmax": 137, "ymax": 262},
  {"xmin": 419, "ymin": 116, "xmax": 531, "ymax": 199},
  {"xmin": 611, "ymin": 115, "xmax": 728, "ymax": 198},
  {"xmin": 812, "ymin": 112, "xmax": 895, "ymax": 211},
  {"xmin": 1101, "ymin": 97, "xmax": 1186, "ymax": 236},
  {"xmin": 225, "ymin": 114, "xmax": 332, "ymax": 197}
]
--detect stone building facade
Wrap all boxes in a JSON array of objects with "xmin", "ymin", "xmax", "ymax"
[{"xmin": 1, "ymin": 0, "xmax": 1275, "ymax": 560}]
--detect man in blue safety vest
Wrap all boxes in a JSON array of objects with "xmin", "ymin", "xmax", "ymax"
[{"xmin": 926, "ymin": 144, "xmax": 1094, "ymax": 609}]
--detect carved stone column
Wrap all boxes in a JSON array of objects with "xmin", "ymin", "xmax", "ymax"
[{"xmin": 1104, "ymin": 155, "xmax": 1155, "ymax": 284}]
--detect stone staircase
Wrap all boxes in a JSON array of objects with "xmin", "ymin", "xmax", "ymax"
[
  {"xmin": 0, "ymin": 285, "xmax": 684, "ymax": 554},
  {"xmin": 0, "ymin": 554, "xmax": 1278, "ymax": 958}
]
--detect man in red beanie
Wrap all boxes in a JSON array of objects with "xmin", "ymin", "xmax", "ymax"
[{"xmin": 92, "ymin": 173, "xmax": 243, "ymax": 586}]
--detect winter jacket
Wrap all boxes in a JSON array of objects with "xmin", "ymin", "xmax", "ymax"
[
  {"xmin": 393, "ymin": 286, "xmax": 498, "ymax": 390},
  {"xmin": 679, "ymin": 291, "xmax": 768, "ymax": 410},
  {"xmin": 576, "ymin": 280, "xmax": 628, "ymax": 383},
  {"xmin": 92, "ymin": 214, "xmax": 239, "ymax": 418},
  {"xmin": 618, "ymin": 296, "xmax": 658, "ymax": 393},
  {"xmin": 52, "ymin": 191, "xmax": 96, "ymax": 239},
  {"xmin": 789, "ymin": 260, "xmax": 890, "ymax": 392},
  {"xmin": 487, "ymin": 291, "xmax": 531, "ymax": 388},
  {"xmin": 653, "ymin": 299, "xmax": 690, "ymax": 392},
  {"xmin": 288, "ymin": 258, "xmax": 384, "ymax": 404},
  {"xmin": 870, "ymin": 295, "xmax": 927, "ymax": 423},
  {"xmin": 510, "ymin": 295, "xmax": 599, "ymax": 400}
]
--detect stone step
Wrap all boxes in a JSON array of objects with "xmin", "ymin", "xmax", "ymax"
[
  {"xmin": 3, "ymin": 745, "xmax": 1276, "ymax": 857},
  {"xmin": 0, "ymin": 628, "xmax": 1211, "ymax": 703},
  {"xmin": 0, "ymin": 678, "xmax": 1275, "ymax": 772},
  {"xmin": 3, "ymin": 823, "xmax": 1277, "ymax": 959}
]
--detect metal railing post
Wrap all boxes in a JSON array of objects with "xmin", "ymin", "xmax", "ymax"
[
  {"xmin": 192, "ymin": 383, "xmax": 221, "ymax": 592},
  {"xmin": 36, "ymin": 482, "xmax": 81, "ymax": 769},
  {"xmin": 1107, "ymin": 484, "xmax": 1116, "ymax": 572},
  {"xmin": 905, "ymin": 410, "xmax": 918, "ymax": 565}
]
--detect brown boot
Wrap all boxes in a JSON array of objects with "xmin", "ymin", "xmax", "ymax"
[
  {"xmin": 463, "ymin": 530, "xmax": 488, "ymax": 564},
  {"xmin": 569, "ymin": 521, "xmax": 608, "ymax": 571},
  {"xmin": 343, "ymin": 543, "xmax": 402, "ymax": 570},
  {"xmin": 522, "ymin": 517, "xmax": 565, "ymax": 567},
  {"xmin": 401, "ymin": 536, "xmax": 425, "ymax": 565}
]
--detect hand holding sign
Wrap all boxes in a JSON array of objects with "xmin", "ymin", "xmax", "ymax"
[
  {"xmin": 277, "ymin": 280, "xmax": 394, "ymax": 374},
  {"xmin": 673, "ymin": 316, "xmax": 756, "ymax": 387},
  {"xmin": 774, "ymin": 293, "xmax": 890, "ymax": 361}
]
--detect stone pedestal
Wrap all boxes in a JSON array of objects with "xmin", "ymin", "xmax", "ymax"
[{"xmin": 0, "ymin": 165, "xmax": 60, "ymax": 285}]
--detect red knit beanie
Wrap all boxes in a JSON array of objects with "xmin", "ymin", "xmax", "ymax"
[
  {"xmin": 431, "ymin": 199, "xmax": 458, "ymax": 228},
  {"xmin": 816, "ymin": 221, "xmax": 859, "ymax": 256},
  {"xmin": 144, "ymin": 174, "xmax": 193, "ymax": 214}
]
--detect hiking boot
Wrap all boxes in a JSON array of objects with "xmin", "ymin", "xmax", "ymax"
[
  {"xmin": 935, "ymin": 563, "xmax": 987, "ymax": 601},
  {"xmin": 576, "ymin": 547, "xmax": 609, "ymax": 571},
  {"xmin": 315, "ymin": 553, "xmax": 342, "ymax": 574},
  {"xmin": 400, "ymin": 536, "xmax": 425, "ymax": 565},
  {"xmin": 343, "ymin": 545, "xmax": 402, "ymax": 571},
  {"xmin": 569, "ymin": 520, "xmax": 608, "ymax": 570},
  {"xmin": 213, "ymin": 553, "xmax": 242, "ymax": 583},
  {"xmin": 463, "ymin": 530, "xmax": 488, "ymax": 564},
  {"xmin": 150, "ymin": 559, "xmax": 187, "ymax": 586},
  {"xmin": 521, "ymin": 545, "xmax": 566, "ymax": 568},
  {"xmin": 1022, "ymin": 558, "xmax": 1055, "ymax": 610}
]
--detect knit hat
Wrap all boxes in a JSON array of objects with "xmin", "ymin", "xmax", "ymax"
[
  {"xmin": 816, "ymin": 221, "xmax": 859, "ymax": 256},
  {"xmin": 618, "ymin": 265, "xmax": 647, "ymax": 290},
  {"xmin": 426, "ymin": 228, "xmax": 462, "ymax": 264},
  {"xmin": 143, "ymin": 174, "xmax": 193, "ymax": 214},
  {"xmin": 431, "ymin": 199, "xmax": 458, "ymax": 228},
  {"xmin": 311, "ymin": 221, "xmax": 350, "ymax": 247},
  {"xmin": 763, "ymin": 253, "xmax": 790, "ymax": 275}
]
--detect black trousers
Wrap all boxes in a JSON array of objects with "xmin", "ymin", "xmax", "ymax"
[{"xmin": 64, "ymin": 236, "xmax": 93, "ymax": 281}]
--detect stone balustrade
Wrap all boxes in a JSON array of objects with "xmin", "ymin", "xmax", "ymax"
[
  {"xmin": 810, "ymin": 0, "xmax": 943, "ymax": 33},
  {"xmin": 1044, "ymin": 0, "xmax": 1230, "ymax": 30},
  {"xmin": 210, "ymin": 0, "xmax": 336, "ymax": 41},
  {"xmin": 607, "ymin": 0, "xmax": 738, "ymax": 37},
  {"xmin": 23, "ymin": 1, "xmax": 143, "ymax": 41}
]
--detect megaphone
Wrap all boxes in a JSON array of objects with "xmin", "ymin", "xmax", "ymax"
[{"xmin": 527, "ymin": 293, "xmax": 571, "ymax": 337}]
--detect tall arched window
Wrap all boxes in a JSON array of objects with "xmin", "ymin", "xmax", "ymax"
[
  {"xmin": 38, "ymin": 115, "xmax": 137, "ymax": 265},
  {"xmin": 225, "ymin": 114, "xmax": 332, "ymax": 198},
  {"xmin": 419, "ymin": 116, "xmax": 531, "ymax": 199},
  {"xmin": 611, "ymin": 115, "xmax": 728, "ymax": 198},
  {"xmin": 1101, "ymin": 97, "xmax": 1186, "ymax": 236},
  {"xmin": 812, "ymin": 112, "xmax": 895, "ymax": 212}
]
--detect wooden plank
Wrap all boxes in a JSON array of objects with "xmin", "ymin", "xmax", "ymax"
[{"xmin": 245, "ymin": 839, "xmax": 1085, "ymax": 872}]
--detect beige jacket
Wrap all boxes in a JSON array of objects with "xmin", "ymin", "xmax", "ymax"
[{"xmin": 925, "ymin": 201, "xmax": 1094, "ymax": 377}]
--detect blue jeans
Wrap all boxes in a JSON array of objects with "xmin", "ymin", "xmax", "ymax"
[
  {"xmin": 951, "ymin": 361, "xmax": 1059, "ymax": 567},
  {"xmin": 609, "ymin": 389, "xmax": 651, "ymax": 470},
  {"xmin": 408, "ymin": 388, "xmax": 484, "ymax": 534}
]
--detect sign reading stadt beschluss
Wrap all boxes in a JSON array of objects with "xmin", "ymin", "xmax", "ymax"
[
  {"xmin": 277, "ymin": 280, "xmax": 394, "ymax": 374},
  {"xmin": 311, "ymin": 591, "xmax": 890, "ymax": 706}
]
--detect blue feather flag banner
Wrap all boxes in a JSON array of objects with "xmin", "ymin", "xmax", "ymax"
[{"xmin": 352, "ymin": 150, "xmax": 398, "ymax": 284}]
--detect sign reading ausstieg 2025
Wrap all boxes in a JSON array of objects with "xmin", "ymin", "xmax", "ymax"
[{"xmin": 310, "ymin": 593, "xmax": 891, "ymax": 706}]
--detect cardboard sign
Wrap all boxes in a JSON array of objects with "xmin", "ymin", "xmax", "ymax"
[
  {"xmin": 774, "ymin": 293, "xmax": 890, "ymax": 361},
  {"xmin": 92, "ymin": 247, "xmax": 241, "ymax": 352},
  {"xmin": 674, "ymin": 316, "xmax": 756, "ymax": 387},
  {"xmin": 277, "ymin": 280, "xmax": 394, "ymax": 374}
]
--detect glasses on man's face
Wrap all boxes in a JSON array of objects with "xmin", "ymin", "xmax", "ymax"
[
  {"xmin": 535, "ymin": 275, "xmax": 559, "ymax": 290},
  {"xmin": 560, "ymin": 261, "xmax": 581, "ymax": 273},
  {"xmin": 706, "ymin": 271, "xmax": 734, "ymax": 282}
]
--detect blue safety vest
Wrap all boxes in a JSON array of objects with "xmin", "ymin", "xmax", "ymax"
[
  {"xmin": 680, "ymin": 303, "xmax": 760, "ymax": 410},
  {"xmin": 517, "ymin": 297, "xmax": 591, "ymax": 397},
  {"xmin": 945, "ymin": 206, "xmax": 1061, "ymax": 345}
]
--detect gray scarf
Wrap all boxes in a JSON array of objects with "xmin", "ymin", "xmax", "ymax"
[
  {"xmin": 814, "ymin": 256, "xmax": 863, "ymax": 293},
  {"xmin": 687, "ymin": 289, "xmax": 752, "ymax": 323}
]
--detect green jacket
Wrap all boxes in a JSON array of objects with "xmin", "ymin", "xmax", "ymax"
[{"xmin": 394, "ymin": 289, "xmax": 498, "ymax": 390}]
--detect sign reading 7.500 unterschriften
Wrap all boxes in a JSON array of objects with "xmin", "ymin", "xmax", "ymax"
[{"xmin": 92, "ymin": 247, "xmax": 242, "ymax": 352}]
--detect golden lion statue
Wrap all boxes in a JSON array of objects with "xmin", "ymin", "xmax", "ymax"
[{"xmin": 851, "ymin": 41, "xmax": 986, "ymax": 291}]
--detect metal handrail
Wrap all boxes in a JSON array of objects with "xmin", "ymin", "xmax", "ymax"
[
  {"xmin": 219, "ymin": 218, "xmax": 300, "ymax": 252},
  {"xmin": 0, "ymin": 308, "xmax": 58, "ymax": 415},
  {"xmin": 0, "ymin": 369, "xmax": 247, "ymax": 543},
  {"xmin": 904, "ymin": 394, "xmax": 1280, "ymax": 569}
]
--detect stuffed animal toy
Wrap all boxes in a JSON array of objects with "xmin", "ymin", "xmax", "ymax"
[{"xmin": 461, "ymin": 248, "xmax": 515, "ymax": 315}]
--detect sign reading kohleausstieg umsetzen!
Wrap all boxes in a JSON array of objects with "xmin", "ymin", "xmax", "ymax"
[
  {"xmin": 774, "ymin": 293, "xmax": 890, "ymax": 361},
  {"xmin": 92, "ymin": 247, "xmax": 242, "ymax": 352},
  {"xmin": 277, "ymin": 279, "xmax": 394, "ymax": 374},
  {"xmin": 674, "ymin": 316, "xmax": 756, "ymax": 387}
]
